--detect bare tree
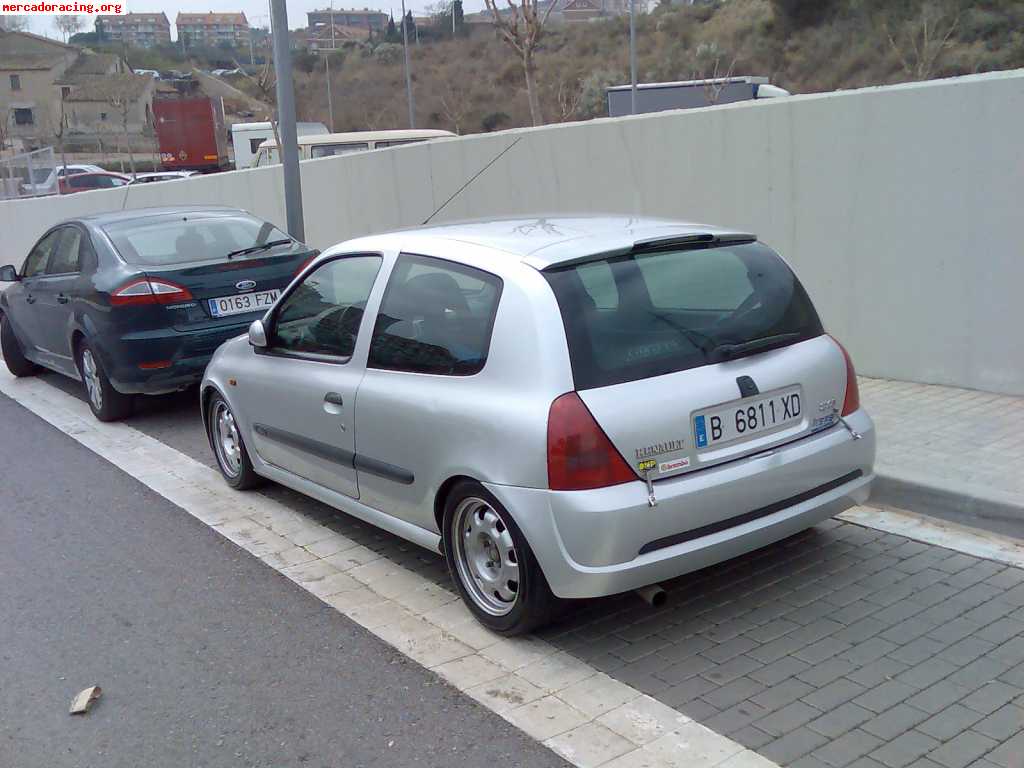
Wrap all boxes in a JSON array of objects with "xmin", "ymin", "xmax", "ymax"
[
  {"xmin": 54, "ymin": 15, "xmax": 84, "ymax": 42},
  {"xmin": 440, "ymin": 81, "xmax": 473, "ymax": 134},
  {"xmin": 483, "ymin": 0, "xmax": 557, "ymax": 126},
  {"xmin": 108, "ymin": 93, "xmax": 137, "ymax": 178},
  {"xmin": 53, "ymin": 92, "xmax": 70, "ymax": 175},
  {"xmin": 1, "ymin": 15, "xmax": 32, "ymax": 32},
  {"xmin": 692, "ymin": 42, "xmax": 737, "ymax": 105},
  {"xmin": 551, "ymin": 72, "xmax": 583, "ymax": 121},
  {"xmin": 886, "ymin": 2, "xmax": 960, "ymax": 80}
]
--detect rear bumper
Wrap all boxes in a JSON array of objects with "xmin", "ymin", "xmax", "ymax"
[
  {"xmin": 98, "ymin": 323, "xmax": 249, "ymax": 395},
  {"xmin": 485, "ymin": 409, "xmax": 875, "ymax": 599}
]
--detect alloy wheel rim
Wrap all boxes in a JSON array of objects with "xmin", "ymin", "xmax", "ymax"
[
  {"xmin": 213, "ymin": 402, "xmax": 243, "ymax": 478},
  {"xmin": 81, "ymin": 350, "xmax": 102, "ymax": 411},
  {"xmin": 452, "ymin": 497, "xmax": 520, "ymax": 616}
]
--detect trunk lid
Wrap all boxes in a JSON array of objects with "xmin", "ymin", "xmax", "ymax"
[
  {"xmin": 144, "ymin": 248, "xmax": 311, "ymax": 330},
  {"xmin": 102, "ymin": 210, "xmax": 312, "ymax": 330},
  {"xmin": 578, "ymin": 335, "xmax": 848, "ymax": 481}
]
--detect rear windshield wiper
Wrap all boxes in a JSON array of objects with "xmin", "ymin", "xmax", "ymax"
[
  {"xmin": 710, "ymin": 332, "xmax": 802, "ymax": 362},
  {"xmin": 647, "ymin": 311, "xmax": 715, "ymax": 355},
  {"xmin": 225, "ymin": 239, "xmax": 293, "ymax": 259}
]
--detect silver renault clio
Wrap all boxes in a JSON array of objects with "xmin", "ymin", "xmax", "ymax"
[{"xmin": 202, "ymin": 216, "xmax": 875, "ymax": 634}]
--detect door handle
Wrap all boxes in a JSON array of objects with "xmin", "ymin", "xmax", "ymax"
[
  {"xmin": 57, "ymin": 294, "xmax": 69, "ymax": 304},
  {"xmin": 25, "ymin": 295, "xmax": 36, "ymax": 304},
  {"xmin": 324, "ymin": 392, "xmax": 344, "ymax": 407}
]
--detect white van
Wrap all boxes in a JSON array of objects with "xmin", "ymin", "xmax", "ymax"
[
  {"xmin": 253, "ymin": 129, "xmax": 456, "ymax": 168},
  {"xmin": 231, "ymin": 122, "xmax": 329, "ymax": 170}
]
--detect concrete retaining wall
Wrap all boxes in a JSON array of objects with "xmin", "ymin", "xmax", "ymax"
[{"xmin": 2, "ymin": 69, "xmax": 1022, "ymax": 395}]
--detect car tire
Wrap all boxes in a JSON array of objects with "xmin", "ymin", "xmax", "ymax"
[
  {"xmin": 443, "ymin": 479, "xmax": 557, "ymax": 636},
  {"xmin": 0, "ymin": 313, "xmax": 38, "ymax": 377},
  {"xmin": 76, "ymin": 341, "xmax": 133, "ymax": 422},
  {"xmin": 207, "ymin": 392, "xmax": 262, "ymax": 490}
]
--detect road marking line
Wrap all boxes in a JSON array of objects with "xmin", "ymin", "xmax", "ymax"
[
  {"xmin": 839, "ymin": 505, "xmax": 1024, "ymax": 569},
  {"xmin": 0, "ymin": 369, "xmax": 769, "ymax": 768}
]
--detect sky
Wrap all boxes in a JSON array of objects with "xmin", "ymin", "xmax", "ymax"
[{"xmin": 20, "ymin": 0, "xmax": 485, "ymax": 40}]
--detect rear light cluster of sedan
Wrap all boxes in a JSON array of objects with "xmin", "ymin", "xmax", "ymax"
[
  {"xmin": 548, "ymin": 337, "xmax": 862, "ymax": 492},
  {"xmin": 110, "ymin": 278, "xmax": 193, "ymax": 307}
]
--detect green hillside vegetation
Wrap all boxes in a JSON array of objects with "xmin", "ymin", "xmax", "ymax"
[{"xmin": 283, "ymin": 0, "xmax": 1023, "ymax": 133}]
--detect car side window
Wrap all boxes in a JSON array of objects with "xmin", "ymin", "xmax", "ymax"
[
  {"xmin": 271, "ymin": 255, "xmax": 383, "ymax": 359},
  {"xmin": 22, "ymin": 230, "xmax": 62, "ymax": 278},
  {"xmin": 368, "ymin": 254, "xmax": 503, "ymax": 376},
  {"xmin": 46, "ymin": 228, "xmax": 82, "ymax": 275}
]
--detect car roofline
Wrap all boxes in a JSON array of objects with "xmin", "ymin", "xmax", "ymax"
[{"xmin": 367, "ymin": 215, "xmax": 757, "ymax": 270}]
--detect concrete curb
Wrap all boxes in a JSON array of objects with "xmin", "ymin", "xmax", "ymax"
[{"xmin": 872, "ymin": 470, "xmax": 1024, "ymax": 541}]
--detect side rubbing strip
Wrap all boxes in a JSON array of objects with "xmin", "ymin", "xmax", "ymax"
[
  {"xmin": 253, "ymin": 423, "xmax": 355, "ymax": 468},
  {"xmin": 638, "ymin": 470, "xmax": 863, "ymax": 555},
  {"xmin": 354, "ymin": 454, "xmax": 415, "ymax": 485},
  {"xmin": 252, "ymin": 423, "xmax": 414, "ymax": 485}
]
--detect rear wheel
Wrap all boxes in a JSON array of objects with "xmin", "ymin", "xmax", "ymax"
[
  {"xmin": 443, "ymin": 480, "xmax": 556, "ymax": 635},
  {"xmin": 76, "ymin": 341, "xmax": 133, "ymax": 422},
  {"xmin": 207, "ymin": 393, "xmax": 262, "ymax": 490},
  {"xmin": 0, "ymin": 313, "xmax": 38, "ymax": 377}
]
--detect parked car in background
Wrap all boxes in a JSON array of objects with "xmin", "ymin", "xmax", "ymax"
[
  {"xmin": 58, "ymin": 172, "xmax": 131, "ymax": 195},
  {"xmin": 130, "ymin": 171, "xmax": 198, "ymax": 184},
  {"xmin": 252, "ymin": 129, "xmax": 455, "ymax": 167},
  {"xmin": 0, "ymin": 207, "xmax": 315, "ymax": 422},
  {"xmin": 201, "ymin": 216, "xmax": 875, "ymax": 634},
  {"xmin": 20, "ymin": 163, "xmax": 105, "ymax": 196}
]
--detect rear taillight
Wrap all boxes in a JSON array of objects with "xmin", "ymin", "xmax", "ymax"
[
  {"xmin": 829, "ymin": 335, "xmax": 860, "ymax": 416},
  {"xmin": 110, "ymin": 277, "xmax": 193, "ymax": 307},
  {"xmin": 547, "ymin": 392, "xmax": 636, "ymax": 491}
]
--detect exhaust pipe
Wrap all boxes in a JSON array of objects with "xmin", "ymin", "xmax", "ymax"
[{"xmin": 635, "ymin": 584, "xmax": 668, "ymax": 608}]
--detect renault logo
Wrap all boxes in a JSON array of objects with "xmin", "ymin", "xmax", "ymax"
[{"xmin": 236, "ymin": 280, "xmax": 257, "ymax": 292}]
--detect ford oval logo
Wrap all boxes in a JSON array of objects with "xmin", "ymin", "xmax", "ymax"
[{"xmin": 236, "ymin": 279, "xmax": 257, "ymax": 292}]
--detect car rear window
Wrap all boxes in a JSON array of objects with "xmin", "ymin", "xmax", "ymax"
[
  {"xmin": 543, "ymin": 241, "xmax": 824, "ymax": 390},
  {"xmin": 104, "ymin": 214, "xmax": 296, "ymax": 267}
]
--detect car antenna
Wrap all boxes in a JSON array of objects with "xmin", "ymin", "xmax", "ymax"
[{"xmin": 421, "ymin": 137, "xmax": 522, "ymax": 226}]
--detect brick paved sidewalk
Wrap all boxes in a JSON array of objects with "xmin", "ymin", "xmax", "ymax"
[{"xmin": 859, "ymin": 377, "xmax": 1024, "ymax": 526}]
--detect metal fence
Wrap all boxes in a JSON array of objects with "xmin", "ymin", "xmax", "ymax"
[{"xmin": 0, "ymin": 147, "xmax": 58, "ymax": 200}]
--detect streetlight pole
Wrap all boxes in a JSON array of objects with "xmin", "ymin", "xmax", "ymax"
[
  {"xmin": 629, "ymin": 0, "xmax": 637, "ymax": 115},
  {"xmin": 400, "ymin": 0, "xmax": 415, "ymax": 128},
  {"xmin": 325, "ymin": 3, "xmax": 335, "ymax": 131},
  {"xmin": 270, "ymin": 0, "xmax": 304, "ymax": 241}
]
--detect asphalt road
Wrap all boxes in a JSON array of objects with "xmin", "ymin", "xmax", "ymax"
[{"xmin": 0, "ymin": 392, "xmax": 569, "ymax": 768}]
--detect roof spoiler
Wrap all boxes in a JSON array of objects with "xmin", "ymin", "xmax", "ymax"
[
  {"xmin": 632, "ymin": 232, "xmax": 757, "ymax": 252},
  {"xmin": 540, "ymin": 231, "xmax": 757, "ymax": 271}
]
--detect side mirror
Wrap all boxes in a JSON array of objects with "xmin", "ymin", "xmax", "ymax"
[
  {"xmin": 0, "ymin": 265, "xmax": 19, "ymax": 282},
  {"xmin": 248, "ymin": 319, "xmax": 268, "ymax": 348}
]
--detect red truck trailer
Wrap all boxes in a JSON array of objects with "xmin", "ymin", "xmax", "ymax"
[{"xmin": 153, "ymin": 95, "xmax": 229, "ymax": 172}]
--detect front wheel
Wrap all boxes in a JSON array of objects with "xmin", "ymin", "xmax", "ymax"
[
  {"xmin": 207, "ymin": 393, "xmax": 262, "ymax": 490},
  {"xmin": 443, "ymin": 480, "xmax": 557, "ymax": 635},
  {"xmin": 77, "ymin": 342, "xmax": 133, "ymax": 422}
]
